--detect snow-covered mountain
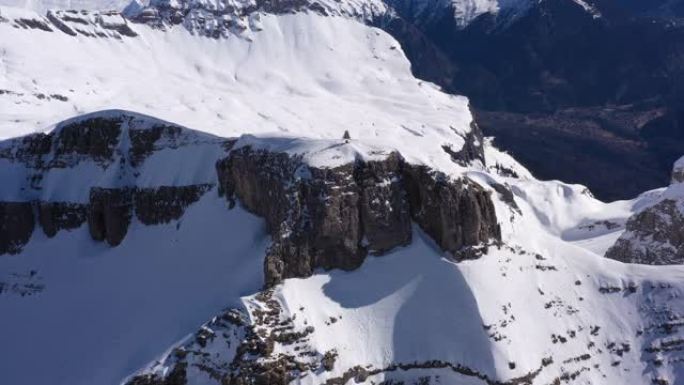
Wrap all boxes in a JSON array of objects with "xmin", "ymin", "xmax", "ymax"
[{"xmin": 2, "ymin": 1, "xmax": 684, "ymax": 385}]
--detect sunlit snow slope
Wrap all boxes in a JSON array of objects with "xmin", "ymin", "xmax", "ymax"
[
  {"xmin": 0, "ymin": 5, "xmax": 471, "ymax": 171},
  {"xmin": 1, "ymin": 3, "xmax": 684, "ymax": 385}
]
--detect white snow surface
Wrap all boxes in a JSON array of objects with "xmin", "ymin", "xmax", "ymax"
[
  {"xmin": 0, "ymin": 6, "xmax": 472, "ymax": 173},
  {"xmin": 1, "ymin": 4, "xmax": 684, "ymax": 385},
  {"xmin": 0, "ymin": 191, "xmax": 270, "ymax": 385}
]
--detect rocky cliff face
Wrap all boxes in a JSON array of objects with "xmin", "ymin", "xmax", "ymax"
[
  {"xmin": 217, "ymin": 143, "xmax": 500, "ymax": 287},
  {"xmin": 37, "ymin": 202, "xmax": 88, "ymax": 238},
  {"xmin": 0, "ymin": 8, "xmax": 137, "ymax": 38},
  {"xmin": 126, "ymin": 0, "xmax": 387, "ymax": 38},
  {"xmin": 0, "ymin": 202, "xmax": 35, "ymax": 255},
  {"xmin": 0, "ymin": 111, "xmax": 228, "ymax": 253},
  {"xmin": 1, "ymin": 111, "xmax": 498, "ymax": 290},
  {"xmin": 606, "ymin": 157, "xmax": 684, "ymax": 264}
]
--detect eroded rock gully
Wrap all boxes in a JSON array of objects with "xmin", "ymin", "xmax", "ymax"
[{"xmin": 217, "ymin": 146, "xmax": 501, "ymax": 287}]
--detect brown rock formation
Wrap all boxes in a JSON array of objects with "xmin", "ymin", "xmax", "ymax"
[
  {"xmin": 217, "ymin": 145, "xmax": 500, "ymax": 287},
  {"xmin": 88, "ymin": 188, "xmax": 134, "ymax": 247},
  {"xmin": 0, "ymin": 202, "xmax": 35, "ymax": 255}
]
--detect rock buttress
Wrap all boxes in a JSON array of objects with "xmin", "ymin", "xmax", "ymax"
[
  {"xmin": 0, "ymin": 202, "xmax": 35, "ymax": 255},
  {"xmin": 403, "ymin": 165, "xmax": 501, "ymax": 260},
  {"xmin": 217, "ymin": 146, "xmax": 500, "ymax": 286},
  {"xmin": 606, "ymin": 159, "xmax": 684, "ymax": 265},
  {"xmin": 37, "ymin": 202, "xmax": 88, "ymax": 238},
  {"xmin": 88, "ymin": 188, "xmax": 134, "ymax": 247}
]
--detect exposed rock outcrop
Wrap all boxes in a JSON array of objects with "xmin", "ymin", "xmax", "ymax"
[
  {"xmin": 672, "ymin": 157, "xmax": 684, "ymax": 184},
  {"xmin": 0, "ymin": 202, "xmax": 35, "ymax": 255},
  {"xmin": 217, "ymin": 147, "xmax": 379, "ymax": 287},
  {"xmin": 217, "ymin": 144, "xmax": 499, "ymax": 286},
  {"xmin": 0, "ymin": 111, "xmax": 230, "ymax": 174},
  {"xmin": 442, "ymin": 121, "xmax": 485, "ymax": 167},
  {"xmin": 88, "ymin": 188, "xmax": 134, "ymax": 247},
  {"xmin": 127, "ymin": 0, "xmax": 387, "ymax": 38},
  {"xmin": 134, "ymin": 185, "xmax": 213, "ymax": 225},
  {"xmin": 605, "ymin": 199, "xmax": 684, "ymax": 265},
  {"xmin": 88, "ymin": 184, "xmax": 213, "ymax": 246},
  {"xmin": 0, "ymin": 184, "xmax": 213, "ymax": 254},
  {"xmin": 606, "ymin": 158, "xmax": 684, "ymax": 264},
  {"xmin": 37, "ymin": 202, "xmax": 88, "ymax": 238},
  {"xmin": 8, "ymin": 9, "xmax": 140, "ymax": 38},
  {"xmin": 357, "ymin": 153, "xmax": 412, "ymax": 254},
  {"xmin": 403, "ymin": 165, "xmax": 501, "ymax": 260},
  {"xmin": 0, "ymin": 111, "xmax": 227, "ymax": 254}
]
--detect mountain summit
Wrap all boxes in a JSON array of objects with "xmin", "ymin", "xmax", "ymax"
[{"xmin": 1, "ymin": 1, "xmax": 684, "ymax": 385}]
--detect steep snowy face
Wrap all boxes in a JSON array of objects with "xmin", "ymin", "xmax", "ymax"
[
  {"xmin": 0, "ymin": 5, "xmax": 477, "ymax": 175},
  {"xmin": 0, "ymin": 111, "xmax": 273, "ymax": 385}
]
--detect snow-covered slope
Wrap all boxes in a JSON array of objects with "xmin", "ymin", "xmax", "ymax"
[
  {"xmin": 125, "ymin": 140, "xmax": 684, "ymax": 385},
  {"xmin": 0, "ymin": 4, "xmax": 474, "ymax": 173},
  {"xmin": 2, "ymin": 2, "xmax": 684, "ymax": 385}
]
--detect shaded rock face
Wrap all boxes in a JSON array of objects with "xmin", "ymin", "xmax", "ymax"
[
  {"xmin": 88, "ymin": 185, "xmax": 213, "ymax": 247},
  {"xmin": 134, "ymin": 185, "xmax": 213, "ymax": 225},
  {"xmin": 0, "ymin": 111, "xmax": 224, "ymax": 254},
  {"xmin": 0, "ymin": 184, "xmax": 213, "ymax": 253},
  {"xmin": 37, "ymin": 202, "xmax": 88, "ymax": 238},
  {"xmin": 55, "ymin": 117, "xmax": 123, "ymax": 165},
  {"xmin": 672, "ymin": 157, "xmax": 684, "ymax": 184},
  {"xmin": 0, "ymin": 115, "xmax": 123, "ymax": 169},
  {"xmin": 0, "ymin": 202, "xmax": 35, "ymax": 255},
  {"xmin": 88, "ymin": 188, "xmax": 134, "ymax": 247},
  {"xmin": 217, "ymin": 148, "xmax": 390, "ymax": 287},
  {"xmin": 0, "ymin": 112, "xmax": 229, "ymax": 174},
  {"xmin": 357, "ymin": 154, "xmax": 412, "ymax": 254},
  {"xmin": 403, "ymin": 164, "xmax": 501, "ymax": 260},
  {"xmin": 606, "ymin": 199, "xmax": 684, "ymax": 265},
  {"xmin": 6, "ymin": 9, "xmax": 138, "ymax": 38},
  {"xmin": 442, "ymin": 121, "xmax": 485, "ymax": 166},
  {"xmin": 217, "ymin": 146, "xmax": 499, "ymax": 286}
]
